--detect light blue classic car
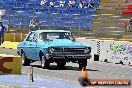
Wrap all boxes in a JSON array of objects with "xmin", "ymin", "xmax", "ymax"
[{"xmin": 17, "ymin": 30, "xmax": 91, "ymax": 69}]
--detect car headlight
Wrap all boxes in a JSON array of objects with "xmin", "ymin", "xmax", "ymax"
[
  {"xmin": 84, "ymin": 47, "xmax": 90, "ymax": 53},
  {"xmin": 49, "ymin": 48, "xmax": 55, "ymax": 53}
]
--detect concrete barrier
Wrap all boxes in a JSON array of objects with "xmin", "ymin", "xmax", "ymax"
[
  {"xmin": 0, "ymin": 54, "xmax": 21, "ymax": 74},
  {"xmin": 77, "ymin": 38, "xmax": 132, "ymax": 65},
  {"xmin": 106, "ymin": 40, "xmax": 132, "ymax": 65},
  {"xmin": 0, "ymin": 41, "xmax": 19, "ymax": 49},
  {"xmin": 99, "ymin": 40, "xmax": 115, "ymax": 63}
]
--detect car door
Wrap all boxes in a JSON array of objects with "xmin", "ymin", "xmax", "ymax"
[
  {"xmin": 31, "ymin": 33, "xmax": 39, "ymax": 60},
  {"xmin": 23, "ymin": 32, "xmax": 35, "ymax": 59}
]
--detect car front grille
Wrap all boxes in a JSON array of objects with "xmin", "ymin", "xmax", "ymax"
[{"xmin": 49, "ymin": 47, "xmax": 86, "ymax": 55}]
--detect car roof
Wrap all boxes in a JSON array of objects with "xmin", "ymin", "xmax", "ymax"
[{"xmin": 31, "ymin": 30, "xmax": 71, "ymax": 33}]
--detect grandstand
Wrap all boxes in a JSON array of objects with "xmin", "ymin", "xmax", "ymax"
[
  {"xmin": 0, "ymin": 0, "xmax": 100, "ymax": 30},
  {"xmin": 1, "ymin": 0, "xmax": 132, "ymax": 39},
  {"xmin": 88, "ymin": 0, "xmax": 132, "ymax": 38}
]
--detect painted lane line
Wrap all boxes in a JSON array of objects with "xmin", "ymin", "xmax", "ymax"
[{"xmin": 111, "ymin": 31, "xmax": 124, "ymax": 33}]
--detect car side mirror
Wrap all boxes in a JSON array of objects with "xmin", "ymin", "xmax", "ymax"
[{"xmin": 29, "ymin": 39, "xmax": 32, "ymax": 42}]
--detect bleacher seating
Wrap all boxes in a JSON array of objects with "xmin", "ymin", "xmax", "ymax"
[{"xmin": 0, "ymin": 0, "xmax": 100, "ymax": 29}]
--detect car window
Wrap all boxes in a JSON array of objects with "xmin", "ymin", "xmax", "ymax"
[
  {"xmin": 33, "ymin": 33, "xmax": 38, "ymax": 42},
  {"xmin": 39, "ymin": 33, "xmax": 48, "ymax": 42},
  {"xmin": 26, "ymin": 32, "xmax": 35, "ymax": 42},
  {"xmin": 39, "ymin": 32, "xmax": 75, "ymax": 41}
]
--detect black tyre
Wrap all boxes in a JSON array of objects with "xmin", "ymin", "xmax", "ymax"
[
  {"xmin": 21, "ymin": 52, "xmax": 30, "ymax": 66},
  {"xmin": 79, "ymin": 63, "xmax": 86, "ymax": 70},
  {"xmin": 41, "ymin": 56, "xmax": 49, "ymax": 69},
  {"xmin": 104, "ymin": 59, "xmax": 108, "ymax": 62},
  {"xmin": 79, "ymin": 60, "xmax": 87, "ymax": 70},
  {"xmin": 119, "ymin": 60, "xmax": 123, "ymax": 65}
]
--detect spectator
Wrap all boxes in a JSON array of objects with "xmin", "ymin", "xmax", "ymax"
[
  {"xmin": 68, "ymin": 0, "xmax": 75, "ymax": 7},
  {"xmin": 79, "ymin": 2, "xmax": 84, "ymax": 8},
  {"xmin": 35, "ymin": 18, "xmax": 41, "ymax": 30},
  {"xmin": 40, "ymin": 0, "xmax": 48, "ymax": 6},
  {"xmin": 86, "ymin": 0, "xmax": 94, "ymax": 8},
  {"xmin": 127, "ymin": 17, "xmax": 132, "ymax": 32},
  {"xmin": 78, "ymin": 0, "xmax": 84, "ymax": 8},
  {"xmin": 29, "ymin": 17, "xmax": 36, "ymax": 28},
  {"xmin": 60, "ymin": 0, "xmax": 65, "ymax": 7},
  {"xmin": 0, "ymin": 21, "xmax": 7, "ymax": 45},
  {"xmin": 50, "ymin": 1, "xmax": 55, "ymax": 7},
  {"xmin": 29, "ymin": 17, "xmax": 41, "ymax": 30}
]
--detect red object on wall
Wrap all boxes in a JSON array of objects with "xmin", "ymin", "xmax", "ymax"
[
  {"xmin": 128, "ymin": 5, "xmax": 132, "ymax": 10},
  {"xmin": 121, "ymin": 5, "xmax": 132, "ymax": 14},
  {"xmin": 121, "ymin": 9, "xmax": 132, "ymax": 14},
  {"xmin": 121, "ymin": 21, "xmax": 128, "ymax": 28}
]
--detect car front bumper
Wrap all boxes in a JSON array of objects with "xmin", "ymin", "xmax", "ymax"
[{"xmin": 46, "ymin": 54, "xmax": 91, "ymax": 61}]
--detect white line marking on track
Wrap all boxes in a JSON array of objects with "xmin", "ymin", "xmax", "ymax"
[
  {"xmin": 106, "ymin": 27, "xmax": 121, "ymax": 28},
  {"xmin": 119, "ymin": 19, "xmax": 129, "ymax": 21},
  {"xmin": 101, "ymin": 14, "xmax": 113, "ymax": 16},
  {"xmin": 111, "ymin": 31, "xmax": 124, "ymax": 33}
]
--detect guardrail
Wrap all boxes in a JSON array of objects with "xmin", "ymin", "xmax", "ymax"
[{"xmin": 0, "ymin": 54, "xmax": 21, "ymax": 74}]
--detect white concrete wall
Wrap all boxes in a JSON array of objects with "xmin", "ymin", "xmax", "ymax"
[{"xmin": 77, "ymin": 38, "xmax": 132, "ymax": 65}]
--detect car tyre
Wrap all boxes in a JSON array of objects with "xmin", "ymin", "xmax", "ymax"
[
  {"xmin": 79, "ymin": 60, "xmax": 87, "ymax": 70},
  {"xmin": 21, "ymin": 53, "xmax": 30, "ymax": 66},
  {"xmin": 41, "ymin": 56, "xmax": 49, "ymax": 69}
]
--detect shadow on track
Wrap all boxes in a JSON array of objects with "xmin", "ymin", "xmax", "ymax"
[{"xmin": 31, "ymin": 64, "xmax": 99, "ymax": 72}]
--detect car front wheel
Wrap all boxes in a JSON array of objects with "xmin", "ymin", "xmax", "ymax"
[
  {"xmin": 21, "ymin": 53, "xmax": 30, "ymax": 66},
  {"xmin": 41, "ymin": 56, "xmax": 49, "ymax": 69},
  {"xmin": 79, "ymin": 60, "xmax": 87, "ymax": 70}
]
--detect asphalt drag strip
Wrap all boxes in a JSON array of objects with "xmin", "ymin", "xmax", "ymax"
[{"xmin": 0, "ymin": 74, "xmax": 83, "ymax": 88}]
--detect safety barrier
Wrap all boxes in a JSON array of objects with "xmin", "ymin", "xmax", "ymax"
[
  {"xmin": 77, "ymin": 38, "xmax": 132, "ymax": 65},
  {"xmin": 4, "ymin": 33, "xmax": 14, "ymax": 42},
  {"xmin": 0, "ymin": 54, "xmax": 21, "ymax": 74},
  {"xmin": 4, "ymin": 33, "xmax": 27, "ymax": 42},
  {"xmin": 0, "ymin": 41, "xmax": 19, "ymax": 49}
]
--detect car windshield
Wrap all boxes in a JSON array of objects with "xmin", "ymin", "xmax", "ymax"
[{"xmin": 39, "ymin": 32, "xmax": 75, "ymax": 41}]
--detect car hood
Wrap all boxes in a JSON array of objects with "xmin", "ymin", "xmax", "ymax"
[{"xmin": 39, "ymin": 39, "xmax": 90, "ymax": 47}]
